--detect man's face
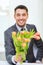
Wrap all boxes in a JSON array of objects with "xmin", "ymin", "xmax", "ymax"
[{"xmin": 14, "ymin": 9, "xmax": 28, "ymax": 27}]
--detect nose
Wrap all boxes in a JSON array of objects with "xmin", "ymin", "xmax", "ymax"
[{"xmin": 20, "ymin": 15, "xmax": 23, "ymax": 19}]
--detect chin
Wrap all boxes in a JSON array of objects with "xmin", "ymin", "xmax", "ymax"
[{"xmin": 18, "ymin": 24, "xmax": 25, "ymax": 27}]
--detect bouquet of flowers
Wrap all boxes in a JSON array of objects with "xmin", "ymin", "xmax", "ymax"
[{"xmin": 12, "ymin": 29, "xmax": 35, "ymax": 63}]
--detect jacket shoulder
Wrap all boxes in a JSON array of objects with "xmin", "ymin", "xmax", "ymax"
[
  {"xmin": 26, "ymin": 24, "xmax": 37, "ymax": 32},
  {"xmin": 27, "ymin": 24, "xmax": 36, "ymax": 27},
  {"xmin": 26, "ymin": 24, "xmax": 36, "ymax": 28},
  {"xmin": 4, "ymin": 24, "xmax": 15, "ymax": 34}
]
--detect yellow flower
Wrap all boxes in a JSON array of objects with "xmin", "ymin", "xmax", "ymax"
[
  {"xmin": 22, "ymin": 43, "xmax": 26, "ymax": 47},
  {"xmin": 12, "ymin": 32, "xmax": 16, "ymax": 36},
  {"xmin": 17, "ymin": 36, "xmax": 21, "ymax": 41},
  {"xmin": 27, "ymin": 31, "xmax": 30, "ymax": 34},
  {"xmin": 23, "ymin": 38, "xmax": 30, "ymax": 43},
  {"xmin": 20, "ymin": 31, "xmax": 25, "ymax": 35}
]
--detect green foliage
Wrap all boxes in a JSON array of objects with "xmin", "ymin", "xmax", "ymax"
[{"xmin": 12, "ymin": 29, "xmax": 35, "ymax": 63}]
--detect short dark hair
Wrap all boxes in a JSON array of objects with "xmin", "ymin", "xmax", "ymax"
[{"xmin": 14, "ymin": 5, "xmax": 28, "ymax": 13}]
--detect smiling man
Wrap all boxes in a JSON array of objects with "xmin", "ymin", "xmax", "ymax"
[
  {"xmin": 4, "ymin": 5, "xmax": 43, "ymax": 65},
  {"xmin": 14, "ymin": 7, "xmax": 28, "ymax": 27}
]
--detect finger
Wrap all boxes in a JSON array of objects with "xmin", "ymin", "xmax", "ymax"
[
  {"xmin": 33, "ymin": 36, "xmax": 40, "ymax": 40},
  {"xmin": 35, "ymin": 32, "xmax": 40, "ymax": 36}
]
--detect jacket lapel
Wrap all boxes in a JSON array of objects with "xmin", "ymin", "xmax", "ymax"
[{"xmin": 12, "ymin": 24, "xmax": 18, "ymax": 32}]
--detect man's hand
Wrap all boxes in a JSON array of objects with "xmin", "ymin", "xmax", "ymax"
[
  {"xmin": 33, "ymin": 32, "xmax": 40, "ymax": 40},
  {"xmin": 14, "ymin": 55, "xmax": 22, "ymax": 62}
]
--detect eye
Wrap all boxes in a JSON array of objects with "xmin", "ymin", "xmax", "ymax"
[
  {"xmin": 16, "ymin": 14, "xmax": 20, "ymax": 16},
  {"xmin": 22, "ymin": 14, "xmax": 26, "ymax": 16}
]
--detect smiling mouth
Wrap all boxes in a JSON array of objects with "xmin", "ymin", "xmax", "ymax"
[
  {"xmin": 19, "ymin": 21, "xmax": 24, "ymax": 23},
  {"xmin": 18, "ymin": 20, "xmax": 24, "ymax": 23}
]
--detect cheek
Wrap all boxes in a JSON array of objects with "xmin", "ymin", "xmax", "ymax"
[
  {"xmin": 15, "ymin": 17, "xmax": 19, "ymax": 21},
  {"xmin": 24, "ymin": 16, "xmax": 28, "ymax": 19},
  {"xmin": 15, "ymin": 15, "xmax": 19, "ymax": 20}
]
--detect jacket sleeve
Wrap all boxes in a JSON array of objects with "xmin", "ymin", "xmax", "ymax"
[
  {"xmin": 34, "ymin": 38, "xmax": 43, "ymax": 61},
  {"xmin": 4, "ymin": 31, "xmax": 16, "ymax": 65},
  {"xmin": 33, "ymin": 25, "xmax": 43, "ymax": 61}
]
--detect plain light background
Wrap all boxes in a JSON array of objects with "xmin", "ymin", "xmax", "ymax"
[{"xmin": 0, "ymin": 0, "xmax": 43, "ymax": 51}]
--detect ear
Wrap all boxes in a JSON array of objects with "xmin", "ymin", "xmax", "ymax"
[
  {"xmin": 14, "ymin": 14, "xmax": 15, "ymax": 18},
  {"xmin": 26, "ymin": 14, "xmax": 28, "ymax": 19},
  {"xmin": 27, "ymin": 13, "xmax": 29, "ymax": 19}
]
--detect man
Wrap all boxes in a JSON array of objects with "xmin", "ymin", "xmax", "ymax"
[{"xmin": 4, "ymin": 5, "xmax": 43, "ymax": 65}]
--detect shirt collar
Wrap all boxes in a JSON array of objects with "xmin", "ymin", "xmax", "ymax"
[{"xmin": 16, "ymin": 23, "xmax": 27, "ymax": 31}]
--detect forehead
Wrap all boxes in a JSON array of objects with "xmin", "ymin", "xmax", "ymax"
[{"xmin": 15, "ymin": 9, "xmax": 27, "ymax": 14}]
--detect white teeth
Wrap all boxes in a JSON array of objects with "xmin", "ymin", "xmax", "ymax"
[{"xmin": 19, "ymin": 21, "xmax": 23, "ymax": 23}]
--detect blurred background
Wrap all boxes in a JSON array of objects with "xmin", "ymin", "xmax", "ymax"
[{"xmin": 0, "ymin": 0, "xmax": 43, "ymax": 61}]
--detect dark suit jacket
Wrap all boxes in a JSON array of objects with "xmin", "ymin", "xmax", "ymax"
[{"xmin": 4, "ymin": 24, "xmax": 43, "ymax": 65}]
